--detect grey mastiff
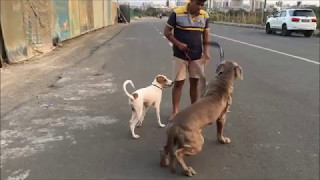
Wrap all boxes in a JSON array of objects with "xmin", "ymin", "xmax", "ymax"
[{"xmin": 160, "ymin": 60, "xmax": 243, "ymax": 176}]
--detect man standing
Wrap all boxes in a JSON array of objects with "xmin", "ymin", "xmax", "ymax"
[{"xmin": 164, "ymin": 0, "xmax": 210, "ymax": 120}]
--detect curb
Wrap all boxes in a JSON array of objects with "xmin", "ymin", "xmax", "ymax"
[
  {"xmin": 212, "ymin": 21, "xmax": 320, "ymax": 37},
  {"xmin": 213, "ymin": 21, "xmax": 265, "ymax": 30}
]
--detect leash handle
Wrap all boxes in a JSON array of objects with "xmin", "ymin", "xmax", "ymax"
[
  {"xmin": 217, "ymin": 45, "xmax": 224, "ymax": 68},
  {"xmin": 208, "ymin": 42, "xmax": 224, "ymax": 68}
]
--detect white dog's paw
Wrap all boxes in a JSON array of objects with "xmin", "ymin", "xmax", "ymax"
[
  {"xmin": 184, "ymin": 167, "xmax": 196, "ymax": 177},
  {"xmin": 219, "ymin": 137, "xmax": 231, "ymax": 144},
  {"xmin": 132, "ymin": 134, "xmax": 140, "ymax": 139},
  {"xmin": 224, "ymin": 137, "xmax": 231, "ymax": 143},
  {"xmin": 159, "ymin": 123, "xmax": 166, "ymax": 128}
]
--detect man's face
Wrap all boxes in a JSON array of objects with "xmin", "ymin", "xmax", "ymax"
[{"xmin": 189, "ymin": 0, "xmax": 205, "ymax": 13}]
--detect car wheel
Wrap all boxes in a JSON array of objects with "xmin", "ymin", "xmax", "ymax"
[
  {"xmin": 266, "ymin": 23, "xmax": 272, "ymax": 34},
  {"xmin": 303, "ymin": 30, "xmax": 313, "ymax": 37},
  {"xmin": 281, "ymin": 24, "xmax": 291, "ymax": 36}
]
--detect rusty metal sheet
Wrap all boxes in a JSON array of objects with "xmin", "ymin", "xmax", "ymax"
[
  {"xmin": 69, "ymin": 0, "xmax": 80, "ymax": 37},
  {"xmin": 93, "ymin": 0, "xmax": 104, "ymax": 29},
  {"xmin": 54, "ymin": 0, "xmax": 70, "ymax": 40},
  {"xmin": 107, "ymin": 0, "xmax": 112, "ymax": 25},
  {"xmin": 87, "ymin": 0, "xmax": 94, "ymax": 30},
  {"xmin": 1, "ymin": 0, "xmax": 28, "ymax": 62},
  {"xmin": 111, "ymin": 2, "xmax": 118, "ymax": 25},
  {"xmin": 22, "ymin": 0, "xmax": 54, "ymax": 57},
  {"xmin": 79, "ymin": 0, "xmax": 88, "ymax": 32},
  {"xmin": 103, "ymin": 0, "xmax": 109, "ymax": 26}
]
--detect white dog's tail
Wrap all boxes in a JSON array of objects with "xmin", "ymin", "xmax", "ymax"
[{"xmin": 123, "ymin": 80, "xmax": 135, "ymax": 101}]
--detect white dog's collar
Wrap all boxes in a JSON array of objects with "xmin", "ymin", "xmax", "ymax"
[{"xmin": 152, "ymin": 84, "xmax": 163, "ymax": 90}]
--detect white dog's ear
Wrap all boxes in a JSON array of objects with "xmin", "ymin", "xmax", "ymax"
[
  {"xmin": 235, "ymin": 65, "xmax": 243, "ymax": 80},
  {"xmin": 216, "ymin": 63, "xmax": 225, "ymax": 75},
  {"xmin": 156, "ymin": 75, "xmax": 167, "ymax": 84}
]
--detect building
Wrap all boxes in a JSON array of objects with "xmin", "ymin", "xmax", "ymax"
[
  {"xmin": 231, "ymin": 0, "xmax": 244, "ymax": 9},
  {"xmin": 206, "ymin": 0, "xmax": 244, "ymax": 12},
  {"xmin": 275, "ymin": 0, "xmax": 283, "ymax": 7},
  {"xmin": 176, "ymin": 0, "xmax": 188, "ymax": 6},
  {"xmin": 250, "ymin": 0, "xmax": 263, "ymax": 12}
]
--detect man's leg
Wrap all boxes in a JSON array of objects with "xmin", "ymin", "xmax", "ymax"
[
  {"xmin": 169, "ymin": 80, "xmax": 185, "ymax": 120},
  {"xmin": 189, "ymin": 60, "xmax": 205, "ymax": 104},
  {"xmin": 169, "ymin": 57, "xmax": 187, "ymax": 120}
]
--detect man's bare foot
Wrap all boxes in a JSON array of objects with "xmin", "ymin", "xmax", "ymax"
[{"xmin": 168, "ymin": 112, "xmax": 177, "ymax": 121}]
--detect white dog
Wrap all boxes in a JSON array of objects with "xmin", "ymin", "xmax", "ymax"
[{"xmin": 123, "ymin": 75, "xmax": 174, "ymax": 139}]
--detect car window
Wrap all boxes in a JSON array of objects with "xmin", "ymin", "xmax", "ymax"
[
  {"xmin": 280, "ymin": 11, "xmax": 287, "ymax": 17},
  {"xmin": 274, "ymin": 12, "xmax": 280, "ymax": 17},
  {"xmin": 289, "ymin": 10, "xmax": 294, "ymax": 16},
  {"xmin": 292, "ymin": 10, "xmax": 315, "ymax": 17}
]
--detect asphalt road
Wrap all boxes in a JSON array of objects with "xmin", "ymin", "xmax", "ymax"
[{"xmin": 1, "ymin": 18, "xmax": 319, "ymax": 180}]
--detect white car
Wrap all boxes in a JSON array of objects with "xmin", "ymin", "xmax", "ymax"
[{"xmin": 266, "ymin": 9, "xmax": 317, "ymax": 37}]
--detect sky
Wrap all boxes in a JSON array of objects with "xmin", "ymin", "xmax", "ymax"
[{"xmin": 118, "ymin": 0, "xmax": 320, "ymax": 6}]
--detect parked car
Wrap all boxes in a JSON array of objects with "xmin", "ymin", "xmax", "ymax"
[{"xmin": 266, "ymin": 9, "xmax": 317, "ymax": 37}]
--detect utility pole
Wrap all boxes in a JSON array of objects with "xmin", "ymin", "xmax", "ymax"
[{"xmin": 261, "ymin": 0, "xmax": 267, "ymax": 25}]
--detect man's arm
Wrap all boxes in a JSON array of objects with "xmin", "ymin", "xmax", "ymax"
[
  {"xmin": 202, "ymin": 16, "xmax": 211, "ymax": 63},
  {"xmin": 203, "ymin": 29, "xmax": 210, "ymax": 58},
  {"xmin": 164, "ymin": 12, "xmax": 188, "ymax": 52},
  {"xmin": 164, "ymin": 25, "xmax": 188, "ymax": 52}
]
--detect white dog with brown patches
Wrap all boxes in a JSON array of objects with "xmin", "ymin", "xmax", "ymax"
[{"xmin": 123, "ymin": 75, "xmax": 174, "ymax": 139}]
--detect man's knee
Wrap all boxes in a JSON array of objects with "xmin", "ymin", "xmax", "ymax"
[
  {"xmin": 189, "ymin": 78, "xmax": 199, "ymax": 86},
  {"xmin": 174, "ymin": 80, "xmax": 185, "ymax": 89}
]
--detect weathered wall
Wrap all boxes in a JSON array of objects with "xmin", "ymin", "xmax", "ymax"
[
  {"xmin": 1, "ymin": 0, "xmax": 28, "ymax": 62},
  {"xmin": 93, "ymin": 0, "xmax": 104, "ymax": 29},
  {"xmin": 54, "ymin": 0, "xmax": 70, "ymax": 40},
  {"xmin": 111, "ymin": 2, "xmax": 119, "ymax": 25},
  {"xmin": 22, "ymin": 0, "xmax": 54, "ymax": 57},
  {"xmin": 69, "ymin": 0, "xmax": 81, "ymax": 38},
  {"xmin": 1, "ymin": 0, "xmax": 119, "ymax": 63}
]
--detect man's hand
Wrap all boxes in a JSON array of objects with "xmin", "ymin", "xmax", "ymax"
[
  {"xmin": 201, "ymin": 53, "xmax": 211, "ymax": 64},
  {"xmin": 177, "ymin": 42, "xmax": 188, "ymax": 52}
]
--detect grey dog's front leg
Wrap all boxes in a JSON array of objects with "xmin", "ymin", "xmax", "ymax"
[{"xmin": 217, "ymin": 114, "xmax": 231, "ymax": 144}]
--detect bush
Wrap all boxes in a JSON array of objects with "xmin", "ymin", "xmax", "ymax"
[
  {"xmin": 132, "ymin": 8, "xmax": 143, "ymax": 16},
  {"xmin": 145, "ymin": 7, "xmax": 158, "ymax": 16}
]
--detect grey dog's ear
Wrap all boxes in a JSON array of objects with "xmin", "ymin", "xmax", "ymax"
[
  {"xmin": 216, "ymin": 63, "xmax": 225, "ymax": 75},
  {"xmin": 235, "ymin": 65, "xmax": 243, "ymax": 80}
]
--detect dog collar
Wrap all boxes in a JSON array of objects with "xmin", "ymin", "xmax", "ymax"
[
  {"xmin": 216, "ymin": 76, "xmax": 234, "ymax": 88},
  {"xmin": 152, "ymin": 84, "xmax": 163, "ymax": 90}
]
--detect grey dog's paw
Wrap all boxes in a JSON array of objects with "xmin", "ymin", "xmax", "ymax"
[
  {"xmin": 136, "ymin": 121, "xmax": 143, "ymax": 127},
  {"xmin": 160, "ymin": 150, "xmax": 169, "ymax": 167}
]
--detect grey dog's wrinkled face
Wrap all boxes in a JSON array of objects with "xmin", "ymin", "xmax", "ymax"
[
  {"xmin": 156, "ymin": 75, "xmax": 174, "ymax": 88},
  {"xmin": 216, "ymin": 61, "xmax": 243, "ymax": 80}
]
